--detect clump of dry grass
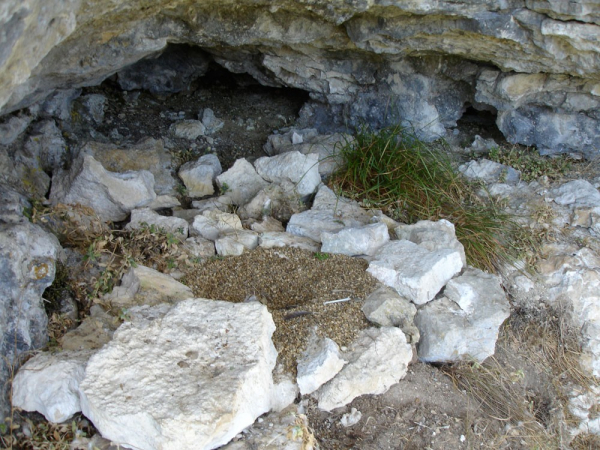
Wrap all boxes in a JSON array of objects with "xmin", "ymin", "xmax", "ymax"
[{"xmin": 1, "ymin": 414, "xmax": 93, "ymax": 450}]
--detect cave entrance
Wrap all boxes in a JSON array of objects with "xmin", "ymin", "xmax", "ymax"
[
  {"xmin": 79, "ymin": 52, "xmax": 310, "ymax": 171},
  {"xmin": 456, "ymin": 106, "xmax": 503, "ymax": 142}
]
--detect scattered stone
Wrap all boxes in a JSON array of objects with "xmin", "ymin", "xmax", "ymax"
[
  {"xmin": 183, "ymin": 236, "xmax": 216, "ymax": 259},
  {"xmin": 254, "ymin": 151, "xmax": 321, "ymax": 197},
  {"xmin": 12, "ymin": 350, "xmax": 92, "ymax": 423},
  {"xmin": 340, "ymin": 408, "xmax": 362, "ymax": 427},
  {"xmin": 0, "ymin": 115, "xmax": 32, "ymax": 145},
  {"xmin": 60, "ymin": 305, "xmax": 118, "ymax": 351},
  {"xmin": 79, "ymin": 94, "xmax": 107, "ymax": 124},
  {"xmin": 126, "ymin": 208, "xmax": 189, "ymax": 238},
  {"xmin": 394, "ymin": 219, "xmax": 467, "ymax": 266},
  {"xmin": 297, "ymin": 336, "xmax": 347, "ymax": 395},
  {"xmin": 178, "ymin": 153, "xmax": 222, "ymax": 198},
  {"xmin": 191, "ymin": 196, "xmax": 234, "ymax": 214},
  {"xmin": 191, "ymin": 210, "xmax": 243, "ymax": 241},
  {"xmin": 215, "ymin": 230, "xmax": 260, "ymax": 256},
  {"xmin": 248, "ymin": 216, "xmax": 285, "ymax": 233},
  {"xmin": 103, "ymin": 264, "xmax": 193, "ymax": 309},
  {"xmin": 367, "ymin": 240, "xmax": 463, "ymax": 305},
  {"xmin": 321, "ymin": 222, "xmax": 389, "ymax": 256},
  {"xmin": 258, "ymin": 232, "xmax": 320, "ymax": 252},
  {"xmin": 467, "ymin": 135, "xmax": 499, "ymax": 155},
  {"xmin": 415, "ymin": 267, "xmax": 510, "ymax": 363},
  {"xmin": 459, "ymin": 159, "xmax": 521, "ymax": 184},
  {"xmin": 146, "ymin": 194, "xmax": 180, "ymax": 210},
  {"xmin": 238, "ymin": 181, "xmax": 304, "ymax": 222},
  {"xmin": 79, "ymin": 299, "xmax": 277, "ymax": 450},
  {"xmin": 216, "ymin": 158, "xmax": 269, "ymax": 206},
  {"xmin": 170, "ymin": 120, "xmax": 205, "ymax": 140},
  {"xmin": 314, "ymin": 327, "xmax": 412, "ymax": 411},
  {"xmin": 201, "ymin": 108, "xmax": 224, "ymax": 134},
  {"xmin": 50, "ymin": 154, "xmax": 156, "ymax": 222},
  {"xmin": 547, "ymin": 179, "xmax": 600, "ymax": 232},
  {"xmin": 362, "ymin": 286, "xmax": 419, "ymax": 343},
  {"xmin": 40, "ymin": 89, "xmax": 82, "ymax": 122},
  {"xmin": 82, "ymin": 138, "xmax": 176, "ymax": 196}
]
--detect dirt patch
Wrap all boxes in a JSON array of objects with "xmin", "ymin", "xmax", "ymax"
[{"xmin": 182, "ymin": 246, "xmax": 378, "ymax": 375}]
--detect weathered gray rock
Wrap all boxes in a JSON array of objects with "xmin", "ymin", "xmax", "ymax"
[
  {"xmin": 367, "ymin": 240, "xmax": 463, "ymax": 305},
  {"xmin": 126, "ymin": 207, "xmax": 188, "ymax": 238},
  {"xmin": 238, "ymin": 181, "xmax": 305, "ymax": 222},
  {"xmin": 79, "ymin": 299, "xmax": 277, "ymax": 450},
  {"xmin": 60, "ymin": 305, "xmax": 118, "ymax": 351},
  {"xmin": 146, "ymin": 194, "xmax": 180, "ymax": 210},
  {"xmin": 362, "ymin": 286, "xmax": 419, "ymax": 344},
  {"xmin": 459, "ymin": 159, "xmax": 521, "ymax": 184},
  {"xmin": 394, "ymin": 219, "xmax": 467, "ymax": 267},
  {"xmin": 314, "ymin": 327, "xmax": 412, "ymax": 411},
  {"xmin": 117, "ymin": 45, "xmax": 210, "ymax": 94},
  {"xmin": 103, "ymin": 265, "xmax": 193, "ymax": 309},
  {"xmin": 321, "ymin": 222, "xmax": 389, "ymax": 256},
  {"xmin": 178, "ymin": 153, "xmax": 222, "ymax": 198},
  {"xmin": 415, "ymin": 268, "xmax": 510, "ymax": 363},
  {"xmin": 39, "ymin": 89, "xmax": 82, "ymax": 122},
  {"xmin": 216, "ymin": 158, "xmax": 269, "ymax": 206},
  {"xmin": 254, "ymin": 151, "xmax": 321, "ymax": 197},
  {"xmin": 258, "ymin": 232, "xmax": 320, "ymax": 252},
  {"xmin": 547, "ymin": 179, "xmax": 600, "ymax": 232},
  {"xmin": 297, "ymin": 337, "xmax": 347, "ymax": 396},
  {"xmin": 248, "ymin": 216, "xmax": 285, "ymax": 233},
  {"xmin": 191, "ymin": 210, "xmax": 243, "ymax": 241},
  {"xmin": 12, "ymin": 350, "xmax": 92, "ymax": 423},
  {"xmin": 79, "ymin": 93, "xmax": 106, "ymax": 124},
  {"xmin": 183, "ymin": 236, "xmax": 216, "ymax": 259},
  {"xmin": 201, "ymin": 108, "xmax": 224, "ymax": 135},
  {"xmin": 81, "ymin": 138, "xmax": 176, "ymax": 196},
  {"xmin": 191, "ymin": 195, "xmax": 234, "ymax": 214},
  {"xmin": 0, "ymin": 114, "xmax": 31, "ymax": 145},
  {"xmin": 170, "ymin": 120, "xmax": 205, "ymax": 140},
  {"xmin": 0, "ymin": 191, "xmax": 61, "ymax": 419},
  {"xmin": 50, "ymin": 154, "xmax": 156, "ymax": 222},
  {"xmin": 215, "ymin": 230, "xmax": 259, "ymax": 256}
]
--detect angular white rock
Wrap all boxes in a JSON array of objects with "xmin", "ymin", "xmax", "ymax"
[
  {"xmin": 191, "ymin": 210, "xmax": 243, "ymax": 241},
  {"xmin": 191, "ymin": 196, "xmax": 234, "ymax": 213},
  {"xmin": 79, "ymin": 299, "xmax": 277, "ymax": 450},
  {"xmin": 178, "ymin": 154, "xmax": 222, "ymax": 198},
  {"xmin": 103, "ymin": 264, "xmax": 193, "ymax": 309},
  {"xmin": 415, "ymin": 268, "xmax": 510, "ymax": 363},
  {"xmin": 254, "ymin": 151, "xmax": 321, "ymax": 197},
  {"xmin": 314, "ymin": 327, "xmax": 412, "ymax": 411},
  {"xmin": 126, "ymin": 208, "xmax": 189, "ymax": 238},
  {"xmin": 547, "ymin": 179, "xmax": 600, "ymax": 231},
  {"xmin": 146, "ymin": 195, "xmax": 180, "ymax": 210},
  {"xmin": 216, "ymin": 159, "xmax": 268, "ymax": 206},
  {"xmin": 362, "ymin": 286, "xmax": 419, "ymax": 343},
  {"xmin": 297, "ymin": 337, "xmax": 347, "ymax": 395},
  {"xmin": 321, "ymin": 222, "xmax": 389, "ymax": 256},
  {"xmin": 170, "ymin": 120, "xmax": 205, "ymax": 139},
  {"xmin": 12, "ymin": 350, "xmax": 92, "ymax": 423},
  {"xmin": 50, "ymin": 154, "xmax": 156, "ymax": 222},
  {"xmin": 201, "ymin": 108, "xmax": 224, "ymax": 135},
  {"xmin": 215, "ymin": 230, "xmax": 259, "ymax": 256},
  {"xmin": 395, "ymin": 219, "xmax": 467, "ymax": 266},
  {"xmin": 249, "ymin": 216, "xmax": 285, "ymax": 233},
  {"xmin": 367, "ymin": 240, "xmax": 463, "ymax": 305},
  {"xmin": 183, "ymin": 236, "xmax": 216, "ymax": 258},
  {"xmin": 258, "ymin": 232, "xmax": 320, "ymax": 252},
  {"xmin": 459, "ymin": 159, "xmax": 521, "ymax": 184}
]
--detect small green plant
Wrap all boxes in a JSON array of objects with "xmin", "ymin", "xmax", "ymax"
[
  {"xmin": 487, "ymin": 146, "xmax": 573, "ymax": 182},
  {"xmin": 220, "ymin": 182, "xmax": 230, "ymax": 194},
  {"xmin": 175, "ymin": 184, "xmax": 188, "ymax": 197},
  {"xmin": 330, "ymin": 125, "xmax": 531, "ymax": 272},
  {"xmin": 314, "ymin": 252, "xmax": 330, "ymax": 261}
]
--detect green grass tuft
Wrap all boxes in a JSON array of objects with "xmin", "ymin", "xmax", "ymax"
[{"xmin": 330, "ymin": 125, "xmax": 531, "ymax": 272}]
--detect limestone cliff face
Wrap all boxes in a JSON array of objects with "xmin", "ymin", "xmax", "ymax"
[{"xmin": 1, "ymin": 0, "xmax": 599, "ymax": 155}]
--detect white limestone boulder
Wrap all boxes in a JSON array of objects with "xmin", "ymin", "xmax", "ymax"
[
  {"xmin": 314, "ymin": 327, "xmax": 412, "ymax": 411},
  {"xmin": 12, "ymin": 350, "xmax": 92, "ymax": 423},
  {"xmin": 459, "ymin": 159, "xmax": 521, "ymax": 184},
  {"xmin": 103, "ymin": 265, "xmax": 193, "ymax": 309},
  {"xmin": 297, "ymin": 337, "xmax": 347, "ymax": 395},
  {"xmin": 178, "ymin": 154, "xmax": 222, "ymax": 198},
  {"xmin": 191, "ymin": 196, "xmax": 234, "ymax": 213},
  {"xmin": 50, "ymin": 154, "xmax": 156, "ymax": 222},
  {"xmin": 394, "ymin": 219, "xmax": 466, "ymax": 266},
  {"xmin": 367, "ymin": 240, "xmax": 463, "ymax": 305},
  {"xmin": 258, "ymin": 232, "xmax": 320, "ymax": 252},
  {"xmin": 248, "ymin": 216, "xmax": 285, "ymax": 233},
  {"xmin": 362, "ymin": 286, "xmax": 419, "ymax": 344},
  {"xmin": 191, "ymin": 210, "xmax": 243, "ymax": 241},
  {"xmin": 414, "ymin": 268, "xmax": 510, "ymax": 363},
  {"xmin": 79, "ymin": 299, "xmax": 278, "ymax": 450},
  {"xmin": 126, "ymin": 208, "xmax": 189, "ymax": 238},
  {"xmin": 216, "ymin": 159, "xmax": 268, "ymax": 206},
  {"xmin": 254, "ymin": 151, "xmax": 321, "ymax": 197},
  {"xmin": 215, "ymin": 230, "xmax": 259, "ymax": 256},
  {"xmin": 321, "ymin": 222, "xmax": 389, "ymax": 256},
  {"xmin": 183, "ymin": 236, "xmax": 216, "ymax": 259},
  {"xmin": 238, "ymin": 181, "xmax": 305, "ymax": 222}
]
